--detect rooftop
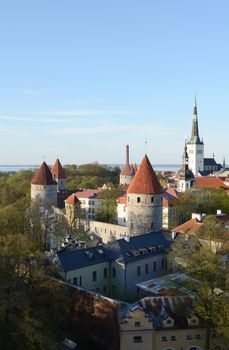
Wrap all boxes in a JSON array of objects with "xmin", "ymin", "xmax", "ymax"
[
  {"xmin": 52, "ymin": 158, "xmax": 66, "ymax": 179},
  {"xmin": 31, "ymin": 161, "xmax": 57, "ymax": 186}
]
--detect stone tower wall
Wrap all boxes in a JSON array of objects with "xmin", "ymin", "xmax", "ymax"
[
  {"xmin": 120, "ymin": 174, "xmax": 133, "ymax": 186},
  {"xmin": 127, "ymin": 193, "xmax": 163, "ymax": 236},
  {"xmin": 31, "ymin": 184, "xmax": 57, "ymax": 207},
  {"xmin": 187, "ymin": 143, "xmax": 204, "ymax": 176}
]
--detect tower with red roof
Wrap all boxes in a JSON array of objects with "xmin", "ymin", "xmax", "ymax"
[
  {"xmin": 31, "ymin": 161, "xmax": 57, "ymax": 206},
  {"xmin": 52, "ymin": 158, "xmax": 67, "ymax": 192},
  {"xmin": 120, "ymin": 145, "xmax": 135, "ymax": 186},
  {"xmin": 127, "ymin": 155, "xmax": 163, "ymax": 236}
]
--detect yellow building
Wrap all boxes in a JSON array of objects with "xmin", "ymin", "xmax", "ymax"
[{"xmin": 120, "ymin": 301, "xmax": 227, "ymax": 350}]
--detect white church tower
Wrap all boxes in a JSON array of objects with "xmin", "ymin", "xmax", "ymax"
[{"xmin": 186, "ymin": 96, "xmax": 204, "ymax": 176}]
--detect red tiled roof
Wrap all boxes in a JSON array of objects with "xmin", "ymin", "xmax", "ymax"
[
  {"xmin": 120, "ymin": 163, "xmax": 132, "ymax": 176},
  {"xmin": 75, "ymin": 189, "xmax": 100, "ymax": 199},
  {"xmin": 52, "ymin": 159, "xmax": 66, "ymax": 179},
  {"xmin": 172, "ymin": 218, "xmax": 204, "ymax": 235},
  {"xmin": 31, "ymin": 162, "xmax": 57, "ymax": 185},
  {"xmin": 118, "ymin": 195, "xmax": 127, "ymax": 204},
  {"xmin": 127, "ymin": 155, "xmax": 163, "ymax": 195},
  {"xmin": 195, "ymin": 177, "xmax": 229, "ymax": 190},
  {"xmin": 65, "ymin": 194, "xmax": 81, "ymax": 205}
]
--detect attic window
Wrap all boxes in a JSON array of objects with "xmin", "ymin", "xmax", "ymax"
[
  {"xmin": 135, "ymin": 321, "xmax": 141, "ymax": 327},
  {"xmin": 137, "ymin": 197, "xmax": 140, "ymax": 203},
  {"xmin": 167, "ymin": 319, "xmax": 172, "ymax": 324}
]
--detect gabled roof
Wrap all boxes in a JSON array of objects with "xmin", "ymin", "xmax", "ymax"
[
  {"xmin": 52, "ymin": 159, "xmax": 66, "ymax": 179},
  {"xmin": 31, "ymin": 162, "xmax": 57, "ymax": 185},
  {"xmin": 127, "ymin": 155, "xmax": 163, "ymax": 195},
  {"xmin": 195, "ymin": 176, "xmax": 229, "ymax": 190},
  {"xmin": 65, "ymin": 194, "xmax": 81, "ymax": 205},
  {"xmin": 204, "ymin": 158, "xmax": 218, "ymax": 166},
  {"xmin": 75, "ymin": 189, "xmax": 100, "ymax": 199},
  {"xmin": 172, "ymin": 218, "xmax": 204, "ymax": 235}
]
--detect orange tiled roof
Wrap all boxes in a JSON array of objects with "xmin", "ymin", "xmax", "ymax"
[
  {"xmin": 75, "ymin": 189, "xmax": 100, "ymax": 199},
  {"xmin": 127, "ymin": 155, "xmax": 163, "ymax": 195},
  {"xmin": 52, "ymin": 159, "xmax": 66, "ymax": 179},
  {"xmin": 195, "ymin": 177, "xmax": 229, "ymax": 189},
  {"xmin": 31, "ymin": 162, "xmax": 57, "ymax": 185},
  {"xmin": 65, "ymin": 194, "xmax": 81, "ymax": 205},
  {"xmin": 172, "ymin": 218, "xmax": 204, "ymax": 235}
]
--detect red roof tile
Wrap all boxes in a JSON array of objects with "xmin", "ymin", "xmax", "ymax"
[
  {"xmin": 52, "ymin": 159, "xmax": 66, "ymax": 179},
  {"xmin": 120, "ymin": 163, "xmax": 132, "ymax": 176},
  {"xmin": 65, "ymin": 194, "xmax": 81, "ymax": 205},
  {"xmin": 127, "ymin": 155, "xmax": 163, "ymax": 195},
  {"xmin": 75, "ymin": 189, "xmax": 100, "ymax": 199},
  {"xmin": 172, "ymin": 218, "xmax": 204, "ymax": 235},
  {"xmin": 31, "ymin": 162, "xmax": 57, "ymax": 185},
  {"xmin": 195, "ymin": 176, "xmax": 229, "ymax": 190},
  {"xmin": 118, "ymin": 195, "xmax": 127, "ymax": 204}
]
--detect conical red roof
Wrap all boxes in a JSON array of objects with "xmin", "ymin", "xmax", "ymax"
[
  {"xmin": 127, "ymin": 155, "xmax": 163, "ymax": 195},
  {"xmin": 65, "ymin": 194, "xmax": 81, "ymax": 205},
  {"xmin": 120, "ymin": 163, "xmax": 132, "ymax": 176},
  {"xmin": 52, "ymin": 159, "xmax": 66, "ymax": 179},
  {"xmin": 31, "ymin": 162, "xmax": 57, "ymax": 185}
]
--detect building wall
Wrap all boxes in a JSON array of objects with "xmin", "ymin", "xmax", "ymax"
[
  {"xmin": 59, "ymin": 261, "xmax": 110, "ymax": 294},
  {"xmin": 89, "ymin": 220, "xmax": 129, "ymax": 243},
  {"xmin": 117, "ymin": 203, "xmax": 128, "ymax": 226},
  {"xmin": 78, "ymin": 198, "xmax": 101, "ymax": 220},
  {"xmin": 125, "ymin": 254, "xmax": 165, "ymax": 299},
  {"xmin": 31, "ymin": 184, "xmax": 57, "ymax": 207},
  {"xmin": 127, "ymin": 193, "xmax": 163, "ymax": 236},
  {"xmin": 187, "ymin": 143, "xmax": 204, "ymax": 176},
  {"xmin": 120, "ymin": 174, "xmax": 133, "ymax": 186}
]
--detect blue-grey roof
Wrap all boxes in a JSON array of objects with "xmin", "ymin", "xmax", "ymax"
[
  {"xmin": 110, "ymin": 231, "xmax": 170, "ymax": 264},
  {"xmin": 58, "ymin": 246, "xmax": 112, "ymax": 272},
  {"xmin": 58, "ymin": 232, "xmax": 170, "ymax": 272}
]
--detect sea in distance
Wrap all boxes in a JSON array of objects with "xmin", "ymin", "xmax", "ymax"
[{"xmin": 0, "ymin": 164, "xmax": 180, "ymax": 173}]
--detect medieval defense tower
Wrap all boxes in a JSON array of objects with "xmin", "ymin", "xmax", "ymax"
[
  {"xmin": 31, "ymin": 161, "xmax": 57, "ymax": 207},
  {"xmin": 186, "ymin": 97, "xmax": 204, "ymax": 175},
  {"xmin": 119, "ymin": 145, "xmax": 136, "ymax": 186},
  {"xmin": 52, "ymin": 158, "xmax": 67, "ymax": 192},
  {"xmin": 127, "ymin": 155, "xmax": 163, "ymax": 236}
]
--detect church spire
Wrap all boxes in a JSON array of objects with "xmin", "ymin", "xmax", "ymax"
[{"xmin": 190, "ymin": 95, "xmax": 203, "ymax": 144}]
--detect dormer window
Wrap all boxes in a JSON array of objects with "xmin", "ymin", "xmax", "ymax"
[{"xmin": 135, "ymin": 321, "xmax": 141, "ymax": 327}]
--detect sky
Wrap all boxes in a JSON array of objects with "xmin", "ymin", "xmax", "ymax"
[{"xmin": 0, "ymin": 0, "xmax": 228, "ymax": 165}]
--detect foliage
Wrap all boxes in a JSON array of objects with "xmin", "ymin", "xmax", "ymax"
[
  {"xmin": 168, "ymin": 222, "xmax": 229, "ymax": 350},
  {"xmin": 65, "ymin": 163, "xmax": 120, "ymax": 190},
  {"xmin": 96, "ymin": 187, "xmax": 123, "ymax": 223}
]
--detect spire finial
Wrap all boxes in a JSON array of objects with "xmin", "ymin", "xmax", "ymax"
[{"xmin": 193, "ymin": 93, "xmax": 197, "ymax": 115}]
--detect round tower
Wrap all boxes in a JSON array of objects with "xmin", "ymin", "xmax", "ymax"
[
  {"xmin": 127, "ymin": 155, "xmax": 163, "ymax": 236},
  {"xmin": 65, "ymin": 193, "xmax": 81, "ymax": 227},
  {"xmin": 31, "ymin": 161, "xmax": 57, "ymax": 207},
  {"xmin": 177, "ymin": 143, "xmax": 195, "ymax": 192},
  {"xmin": 52, "ymin": 158, "xmax": 67, "ymax": 192},
  {"xmin": 120, "ymin": 145, "xmax": 135, "ymax": 186}
]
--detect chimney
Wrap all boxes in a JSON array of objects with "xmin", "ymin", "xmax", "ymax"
[{"xmin": 126, "ymin": 145, "xmax": 129, "ymax": 165}]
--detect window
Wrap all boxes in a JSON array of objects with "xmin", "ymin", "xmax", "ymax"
[
  {"xmin": 187, "ymin": 335, "xmax": 193, "ymax": 340},
  {"xmin": 145, "ymin": 264, "xmax": 149, "ymax": 274},
  {"xmin": 151, "ymin": 196, "xmax": 154, "ymax": 203},
  {"xmin": 137, "ymin": 197, "xmax": 141, "ymax": 203},
  {"xmin": 104, "ymin": 268, "xmax": 108, "ymax": 279},
  {"xmin": 133, "ymin": 336, "xmax": 142, "ymax": 343},
  {"xmin": 171, "ymin": 336, "xmax": 176, "ymax": 341},
  {"xmin": 137, "ymin": 266, "xmax": 141, "ymax": 276},
  {"xmin": 135, "ymin": 321, "xmax": 141, "ymax": 327},
  {"xmin": 153, "ymin": 261, "xmax": 157, "ymax": 271},
  {"xmin": 151, "ymin": 223, "xmax": 154, "ymax": 229},
  {"xmin": 161, "ymin": 336, "xmax": 167, "ymax": 341},
  {"xmin": 73, "ymin": 277, "xmax": 78, "ymax": 285},
  {"xmin": 92, "ymin": 271, "xmax": 97, "ymax": 282},
  {"xmin": 167, "ymin": 319, "xmax": 172, "ymax": 324},
  {"xmin": 79, "ymin": 276, "xmax": 82, "ymax": 286},
  {"xmin": 112, "ymin": 267, "xmax": 116, "ymax": 278},
  {"xmin": 161, "ymin": 259, "xmax": 164, "ymax": 269},
  {"xmin": 103, "ymin": 285, "xmax": 107, "ymax": 293}
]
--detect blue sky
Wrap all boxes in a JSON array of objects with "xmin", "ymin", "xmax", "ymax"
[{"xmin": 0, "ymin": 0, "xmax": 228, "ymax": 165}]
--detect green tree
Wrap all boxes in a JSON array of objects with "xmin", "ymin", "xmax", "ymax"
[{"xmin": 96, "ymin": 187, "xmax": 123, "ymax": 223}]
